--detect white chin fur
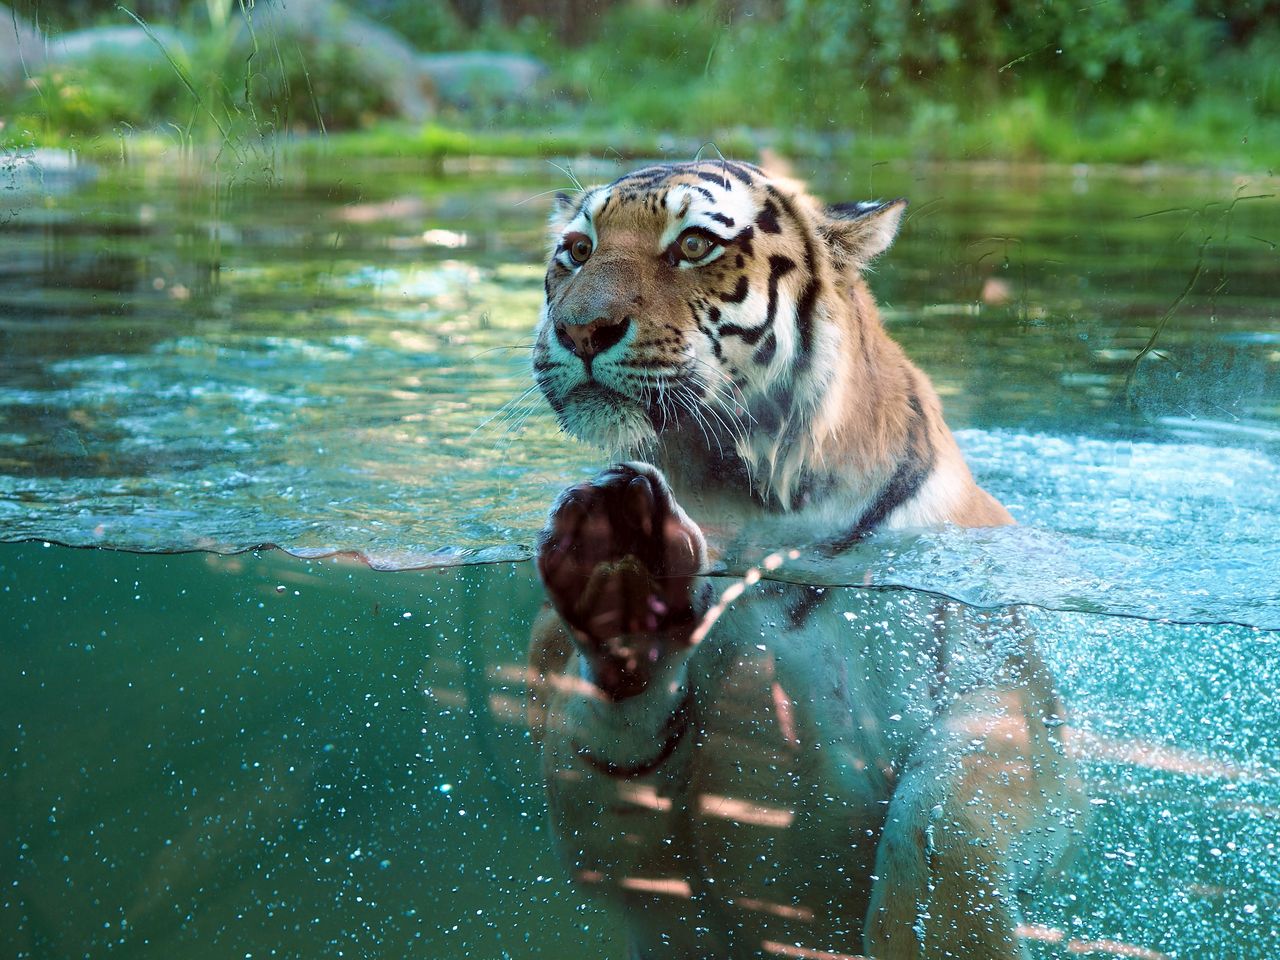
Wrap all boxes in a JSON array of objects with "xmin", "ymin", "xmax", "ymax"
[{"xmin": 560, "ymin": 395, "xmax": 656, "ymax": 455}]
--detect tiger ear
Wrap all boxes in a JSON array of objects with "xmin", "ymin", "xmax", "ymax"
[
  {"xmin": 548, "ymin": 191, "xmax": 579, "ymax": 238},
  {"xmin": 821, "ymin": 198, "xmax": 908, "ymax": 271}
]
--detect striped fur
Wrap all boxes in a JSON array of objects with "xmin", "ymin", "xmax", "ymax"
[
  {"xmin": 529, "ymin": 163, "xmax": 1078, "ymax": 959},
  {"xmin": 532, "ymin": 160, "xmax": 1012, "ymax": 543}
]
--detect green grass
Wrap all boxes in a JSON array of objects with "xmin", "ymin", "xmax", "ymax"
[{"xmin": 8, "ymin": 89, "xmax": 1278, "ymax": 178}]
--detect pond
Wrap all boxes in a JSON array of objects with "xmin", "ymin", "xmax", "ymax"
[{"xmin": 2, "ymin": 147, "xmax": 1278, "ymax": 958}]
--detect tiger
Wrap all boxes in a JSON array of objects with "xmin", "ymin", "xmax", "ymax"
[{"xmin": 526, "ymin": 159, "xmax": 1081, "ymax": 959}]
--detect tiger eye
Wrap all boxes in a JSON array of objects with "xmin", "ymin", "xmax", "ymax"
[
  {"xmin": 568, "ymin": 235, "xmax": 593, "ymax": 264},
  {"xmin": 680, "ymin": 234, "xmax": 711, "ymax": 259}
]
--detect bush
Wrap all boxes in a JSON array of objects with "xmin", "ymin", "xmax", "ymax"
[
  {"xmin": 778, "ymin": 0, "xmax": 1217, "ymax": 102},
  {"xmin": 235, "ymin": 32, "xmax": 399, "ymax": 132},
  {"xmin": 7, "ymin": 5, "xmax": 410, "ymax": 139},
  {"xmin": 557, "ymin": 3, "xmax": 726, "ymax": 129},
  {"xmin": 357, "ymin": 0, "xmax": 465, "ymax": 52},
  {"xmin": 13, "ymin": 54, "xmax": 187, "ymax": 136}
]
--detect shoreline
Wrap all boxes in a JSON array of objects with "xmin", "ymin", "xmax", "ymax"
[{"xmin": 6, "ymin": 123, "xmax": 1279, "ymax": 187}]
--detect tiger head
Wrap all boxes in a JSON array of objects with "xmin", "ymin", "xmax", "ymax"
[{"xmin": 532, "ymin": 160, "xmax": 906, "ymax": 492}]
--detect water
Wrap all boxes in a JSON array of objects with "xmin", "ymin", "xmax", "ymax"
[{"xmin": 2, "ymin": 148, "xmax": 1278, "ymax": 957}]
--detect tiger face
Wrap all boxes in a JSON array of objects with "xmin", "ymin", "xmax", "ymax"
[{"xmin": 532, "ymin": 161, "xmax": 906, "ymax": 458}]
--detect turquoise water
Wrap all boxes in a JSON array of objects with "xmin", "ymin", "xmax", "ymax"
[
  {"xmin": 2, "ymin": 149, "xmax": 1279, "ymax": 957},
  {"xmin": 4, "ymin": 547, "xmax": 1276, "ymax": 958}
]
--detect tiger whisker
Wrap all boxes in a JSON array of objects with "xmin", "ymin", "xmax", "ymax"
[
  {"xmin": 466, "ymin": 342, "xmax": 535, "ymax": 362},
  {"xmin": 517, "ymin": 187, "xmax": 583, "ymax": 207},
  {"xmin": 545, "ymin": 160, "xmax": 585, "ymax": 195},
  {"xmin": 656, "ymin": 376, "xmax": 674, "ymax": 432},
  {"xmin": 701, "ymin": 390, "xmax": 751, "ymax": 450},
  {"xmin": 676, "ymin": 362, "xmax": 755, "ymax": 446},
  {"xmin": 472, "ymin": 382, "xmax": 543, "ymax": 440},
  {"xmin": 504, "ymin": 398, "xmax": 549, "ymax": 441},
  {"xmin": 651, "ymin": 373, "xmax": 700, "ymax": 447},
  {"xmin": 649, "ymin": 373, "xmax": 678, "ymax": 438},
  {"xmin": 698, "ymin": 387, "xmax": 752, "ymax": 456},
  {"xmin": 671, "ymin": 380, "xmax": 724, "ymax": 458},
  {"xmin": 701, "ymin": 378, "xmax": 757, "ymax": 434},
  {"xmin": 683, "ymin": 356, "xmax": 756, "ymax": 423}
]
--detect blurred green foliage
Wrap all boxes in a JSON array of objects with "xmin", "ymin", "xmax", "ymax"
[
  {"xmin": 13, "ymin": 43, "xmax": 394, "ymax": 140},
  {"xmin": 551, "ymin": 0, "xmax": 1280, "ymax": 110},
  {"xmin": 359, "ymin": 0, "xmax": 466, "ymax": 50},
  {"xmin": 237, "ymin": 31, "xmax": 397, "ymax": 132},
  {"xmin": 781, "ymin": 0, "xmax": 1220, "ymax": 99},
  {"xmin": 21, "ymin": 56, "xmax": 184, "ymax": 136},
  {"xmin": 517, "ymin": 0, "xmax": 1279, "ymax": 162},
  {"xmin": 4, "ymin": 0, "xmax": 1279, "ymax": 168},
  {"xmin": 7, "ymin": 2, "xmax": 402, "ymax": 139}
]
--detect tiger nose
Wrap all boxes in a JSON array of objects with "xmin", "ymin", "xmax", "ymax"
[{"xmin": 555, "ymin": 315, "xmax": 631, "ymax": 359}]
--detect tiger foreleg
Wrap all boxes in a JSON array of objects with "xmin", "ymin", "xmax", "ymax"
[
  {"xmin": 865, "ymin": 758, "xmax": 1026, "ymax": 959},
  {"xmin": 533, "ymin": 463, "xmax": 716, "ymax": 957},
  {"xmin": 864, "ymin": 683, "xmax": 1079, "ymax": 960}
]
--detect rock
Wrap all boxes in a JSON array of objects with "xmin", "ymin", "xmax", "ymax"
[
  {"xmin": 419, "ymin": 51, "xmax": 548, "ymax": 108},
  {"xmin": 47, "ymin": 25, "xmax": 192, "ymax": 66},
  {"xmin": 2, "ymin": 13, "xmax": 193, "ymax": 89}
]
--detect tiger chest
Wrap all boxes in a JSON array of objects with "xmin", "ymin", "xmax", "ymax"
[{"xmin": 543, "ymin": 588, "xmax": 937, "ymax": 948}]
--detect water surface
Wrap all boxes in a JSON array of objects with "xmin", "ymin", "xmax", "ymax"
[
  {"xmin": 2, "ymin": 148, "xmax": 1278, "ymax": 958},
  {"xmin": 2, "ymin": 151, "xmax": 1277, "ymax": 627}
]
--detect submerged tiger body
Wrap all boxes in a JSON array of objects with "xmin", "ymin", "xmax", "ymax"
[{"xmin": 527, "ymin": 161, "xmax": 1079, "ymax": 959}]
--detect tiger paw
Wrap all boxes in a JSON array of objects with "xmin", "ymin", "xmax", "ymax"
[{"xmin": 536, "ymin": 463, "xmax": 707, "ymax": 696}]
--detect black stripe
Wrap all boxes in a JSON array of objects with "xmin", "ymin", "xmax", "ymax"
[
  {"xmin": 571, "ymin": 691, "xmax": 693, "ymax": 780},
  {"xmin": 717, "ymin": 161, "xmax": 758, "ymax": 186},
  {"xmin": 753, "ymin": 330, "xmax": 777, "ymax": 365},
  {"xmin": 825, "ymin": 391, "xmax": 935, "ymax": 551},
  {"xmin": 688, "ymin": 185, "xmax": 716, "ymax": 202},
  {"xmin": 695, "ymin": 170, "xmax": 731, "ymax": 189},
  {"xmin": 719, "ymin": 255, "xmax": 794, "ymax": 347},
  {"xmin": 569, "ymin": 191, "xmax": 594, "ymax": 223},
  {"xmin": 794, "ymin": 278, "xmax": 820, "ymax": 361},
  {"xmin": 766, "ymin": 186, "xmax": 820, "ymax": 373},
  {"xmin": 755, "ymin": 199, "xmax": 781, "ymax": 234},
  {"xmin": 719, "ymin": 275, "xmax": 749, "ymax": 304},
  {"xmin": 708, "ymin": 212, "xmax": 735, "ymax": 227},
  {"xmin": 613, "ymin": 164, "xmax": 674, "ymax": 187},
  {"xmin": 786, "ymin": 585, "xmax": 827, "ymax": 630},
  {"xmin": 702, "ymin": 305, "xmax": 724, "ymax": 359},
  {"xmin": 765, "ymin": 254, "xmax": 797, "ymax": 312},
  {"xmin": 719, "ymin": 323, "xmax": 767, "ymax": 346}
]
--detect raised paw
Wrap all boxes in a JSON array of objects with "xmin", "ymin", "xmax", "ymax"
[{"xmin": 536, "ymin": 462, "xmax": 707, "ymax": 649}]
